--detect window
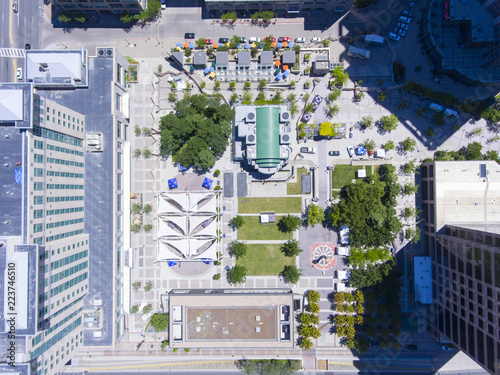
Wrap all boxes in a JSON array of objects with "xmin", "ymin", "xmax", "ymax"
[
  {"xmin": 34, "ymin": 168, "xmax": 44, "ymax": 177},
  {"xmin": 34, "ymin": 182, "xmax": 43, "ymax": 191},
  {"xmin": 34, "ymin": 196, "xmax": 43, "ymax": 204},
  {"xmin": 34, "ymin": 154, "xmax": 44, "ymax": 163},
  {"xmin": 115, "ymin": 93, "xmax": 121, "ymax": 111},
  {"xmin": 116, "ymin": 63, "xmax": 122, "ymax": 84},
  {"xmin": 33, "ymin": 223, "xmax": 43, "ymax": 233},
  {"xmin": 34, "ymin": 210, "xmax": 43, "ymax": 219},
  {"xmin": 34, "ymin": 140, "xmax": 44, "ymax": 150},
  {"xmin": 117, "ymin": 121, "xmax": 122, "ymax": 138}
]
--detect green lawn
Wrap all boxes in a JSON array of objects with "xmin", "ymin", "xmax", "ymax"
[
  {"xmin": 238, "ymin": 197, "xmax": 302, "ymax": 214},
  {"xmin": 237, "ymin": 244, "xmax": 296, "ymax": 276},
  {"xmin": 287, "ymin": 167, "xmax": 310, "ymax": 195},
  {"xmin": 238, "ymin": 216, "xmax": 292, "ymax": 241},
  {"xmin": 331, "ymin": 165, "xmax": 374, "ymax": 189}
]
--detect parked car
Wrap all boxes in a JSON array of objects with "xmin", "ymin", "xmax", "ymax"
[
  {"xmin": 347, "ymin": 146, "xmax": 354, "ymax": 157},
  {"xmin": 12, "ymin": 2, "xmax": 18, "ymax": 13},
  {"xmin": 265, "ymin": 36, "xmax": 276, "ymax": 42},
  {"xmin": 441, "ymin": 345, "xmax": 455, "ymax": 351},
  {"xmin": 402, "ymin": 10, "xmax": 413, "ymax": 17},
  {"xmin": 184, "ymin": 33, "xmax": 195, "ymax": 39},
  {"xmin": 205, "ymin": 39, "xmax": 213, "ymax": 44},
  {"xmin": 280, "ymin": 36, "xmax": 291, "ymax": 42},
  {"xmin": 161, "ymin": 0, "xmax": 166, "ymax": 9},
  {"xmin": 239, "ymin": 37, "xmax": 247, "ymax": 43},
  {"xmin": 395, "ymin": 28, "xmax": 407, "ymax": 37},
  {"xmin": 433, "ymin": 77, "xmax": 443, "ymax": 84},
  {"xmin": 249, "ymin": 37, "xmax": 261, "ymax": 43},
  {"xmin": 399, "ymin": 15, "xmax": 412, "ymax": 23},
  {"xmin": 16, "ymin": 68, "xmax": 22, "ymax": 80},
  {"xmin": 311, "ymin": 37, "xmax": 321, "ymax": 42},
  {"xmin": 388, "ymin": 32, "xmax": 401, "ymax": 41},
  {"xmin": 300, "ymin": 147, "xmax": 316, "ymax": 154},
  {"xmin": 397, "ymin": 22, "xmax": 409, "ymax": 30},
  {"xmin": 329, "ymin": 151, "xmax": 340, "ymax": 156},
  {"xmin": 410, "ymin": 0, "xmax": 416, "ymax": 6},
  {"xmin": 294, "ymin": 37, "xmax": 306, "ymax": 43},
  {"xmin": 219, "ymin": 37, "xmax": 230, "ymax": 43}
]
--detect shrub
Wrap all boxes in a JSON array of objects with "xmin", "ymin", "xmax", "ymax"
[
  {"xmin": 130, "ymin": 305, "xmax": 139, "ymax": 314},
  {"xmin": 142, "ymin": 305, "xmax": 152, "ymax": 314},
  {"xmin": 144, "ymin": 281, "xmax": 153, "ymax": 292},
  {"xmin": 213, "ymin": 274, "xmax": 221, "ymax": 280},
  {"xmin": 150, "ymin": 313, "xmax": 169, "ymax": 332},
  {"xmin": 132, "ymin": 282, "xmax": 141, "ymax": 292},
  {"xmin": 143, "ymin": 224, "xmax": 153, "ymax": 232},
  {"xmin": 230, "ymin": 216, "xmax": 245, "ymax": 229}
]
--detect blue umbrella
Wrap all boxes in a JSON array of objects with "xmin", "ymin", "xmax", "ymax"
[
  {"xmin": 245, "ymin": 43, "xmax": 250, "ymax": 49},
  {"xmin": 275, "ymin": 72, "xmax": 283, "ymax": 80},
  {"xmin": 178, "ymin": 164, "xmax": 188, "ymax": 171},
  {"xmin": 168, "ymin": 178, "xmax": 178, "ymax": 189},
  {"xmin": 283, "ymin": 70, "xmax": 290, "ymax": 78},
  {"xmin": 259, "ymin": 43, "xmax": 264, "ymax": 49},
  {"xmin": 202, "ymin": 258, "xmax": 211, "ymax": 265},
  {"xmin": 277, "ymin": 42, "xmax": 283, "ymax": 48},
  {"xmin": 177, "ymin": 42, "xmax": 183, "ymax": 47},
  {"xmin": 202, "ymin": 177, "xmax": 213, "ymax": 189},
  {"xmin": 168, "ymin": 261, "xmax": 178, "ymax": 267},
  {"xmin": 204, "ymin": 67, "xmax": 210, "ymax": 75},
  {"xmin": 288, "ymin": 42, "xmax": 294, "ymax": 47},
  {"xmin": 237, "ymin": 44, "xmax": 243, "ymax": 49},
  {"xmin": 15, "ymin": 168, "xmax": 22, "ymax": 185},
  {"xmin": 208, "ymin": 66, "xmax": 214, "ymax": 72},
  {"xmin": 188, "ymin": 43, "xmax": 194, "ymax": 49}
]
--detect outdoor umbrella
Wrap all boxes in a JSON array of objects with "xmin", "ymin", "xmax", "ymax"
[
  {"xmin": 177, "ymin": 42, "xmax": 183, "ymax": 47},
  {"xmin": 283, "ymin": 70, "xmax": 290, "ymax": 78},
  {"xmin": 168, "ymin": 178, "xmax": 178, "ymax": 189},
  {"xmin": 188, "ymin": 42, "xmax": 194, "ymax": 49},
  {"xmin": 204, "ymin": 67, "xmax": 210, "ymax": 75},
  {"xmin": 183, "ymin": 42, "xmax": 189, "ymax": 48},
  {"xmin": 202, "ymin": 177, "xmax": 213, "ymax": 189},
  {"xmin": 245, "ymin": 43, "xmax": 250, "ymax": 49},
  {"xmin": 277, "ymin": 42, "xmax": 283, "ymax": 48},
  {"xmin": 275, "ymin": 72, "xmax": 283, "ymax": 80}
]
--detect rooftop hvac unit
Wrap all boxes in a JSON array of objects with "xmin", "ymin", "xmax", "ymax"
[
  {"xmin": 246, "ymin": 134, "xmax": 256, "ymax": 144},
  {"xmin": 246, "ymin": 111, "xmax": 256, "ymax": 123},
  {"xmin": 280, "ymin": 134, "xmax": 290, "ymax": 144},
  {"xmin": 97, "ymin": 48, "xmax": 106, "ymax": 57},
  {"xmin": 106, "ymin": 48, "xmax": 113, "ymax": 57},
  {"xmin": 280, "ymin": 111, "xmax": 291, "ymax": 122}
]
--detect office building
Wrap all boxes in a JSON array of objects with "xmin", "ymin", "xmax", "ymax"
[
  {"xmin": 420, "ymin": 160, "xmax": 500, "ymax": 374},
  {"xmin": 0, "ymin": 82, "xmax": 89, "ymax": 375},
  {"xmin": 50, "ymin": 0, "xmax": 145, "ymax": 14}
]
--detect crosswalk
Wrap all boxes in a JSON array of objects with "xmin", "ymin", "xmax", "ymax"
[{"xmin": 0, "ymin": 48, "xmax": 26, "ymax": 58}]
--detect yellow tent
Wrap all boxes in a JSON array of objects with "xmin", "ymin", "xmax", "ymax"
[{"xmin": 209, "ymin": 72, "xmax": 216, "ymax": 79}]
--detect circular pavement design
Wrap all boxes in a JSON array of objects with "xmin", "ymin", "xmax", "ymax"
[{"xmin": 311, "ymin": 243, "xmax": 336, "ymax": 271}]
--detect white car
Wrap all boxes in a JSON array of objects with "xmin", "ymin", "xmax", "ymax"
[
  {"xmin": 249, "ymin": 37, "xmax": 261, "ymax": 43},
  {"xmin": 347, "ymin": 146, "xmax": 354, "ymax": 157},
  {"xmin": 294, "ymin": 37, "xmax": 306, "ymax": 43},
  {"xmin": 397, "ymin": 22, "xmax": 409, "ymax": 30},
  {"xmin": 388, "ymin": 32, "xmax": 401, "ymax": 41},
  {"xmin": 16, "ymin": 68, "xmax": 22, "ymax": 80},
  {"xmin": 161, "ymin": 0, "xmax": 166, "ymax": 9},
  {"xmin": 399, "ymin": 15, "xmax": 412, "ymax": 23},
  {"xmin": 395, "ymin": 28, "xmax": 407, "ymax": 37},
  {"xmin": 310, "ymin": 37, "xmax": 321, "ymax": 43},
  {"xmin": 402, "ymin": 10, "xmax": 413, "ymax": 17}
]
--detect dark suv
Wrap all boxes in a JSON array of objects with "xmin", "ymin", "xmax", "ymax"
[
  {"xmin": 219, "ymin": 37, "xmax": 230, "ymax": 43},
  {"xmin": 184, "ymin": 33, "xmax": 195, "ymax": 39},
  {"xmin": 329, "ymin": 151, "xmax": 340, "ymax": 156}
]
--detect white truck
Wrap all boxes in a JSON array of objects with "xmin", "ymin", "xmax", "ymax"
[
  {"xmin": 364, "ymin": 34, "xmax": 385, "ymax": 45},
  {"xmin": 348, "ymin": 46, "xmax": 371, "ymax": 59}
]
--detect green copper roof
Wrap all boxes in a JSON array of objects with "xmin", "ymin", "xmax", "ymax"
[{"xmin": 256, "ymin": 107, "xmax": 280, "ymax": 169}]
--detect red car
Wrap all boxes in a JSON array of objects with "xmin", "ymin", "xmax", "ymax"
[
  {"xmin": 279, "ymin": 37, "xmax": 291, "ymax": 42},
  {"xmin": 205, "ymin": 39, "xmax": 213, "ymax": 44},
  {"xmin": 265, "ymin": 37, "xmax": 276, "ymax": 42}
]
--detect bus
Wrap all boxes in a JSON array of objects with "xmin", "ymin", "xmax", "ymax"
[{"xmin": 364, "ymin": 34, "xmax": 385, "ymax": 45}]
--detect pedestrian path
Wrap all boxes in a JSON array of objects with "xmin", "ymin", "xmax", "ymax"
[{"xmin": 0, "ymin": 48, "xmax": 25, "ymax": 58}]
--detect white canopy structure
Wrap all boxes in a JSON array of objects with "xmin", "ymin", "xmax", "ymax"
[{"xmin": 156, "ymin": 192, "xmax": 219, "ymax": 262}]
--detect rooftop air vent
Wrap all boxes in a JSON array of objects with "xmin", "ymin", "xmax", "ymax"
[
  {"xmin": 106, "ymin": 48, "xmax": 113, "ymax": 57},
  {"xmin": 280, "ymin": 134, "xmax": 290, "ymax": 144},
  {"xmin": 246, "ymin": 134, "xmax": 256, "ymax": 144},
  {"xmin": 280, "ymin": 111, "xmax": 291, "ymax": 122},
  {"xmin": 97, "ymin": 48, "xmax": 106, "ymax": 57},
  {"xmin": 246, "ymin": 111, "xmax": 256, "ymax": 123}
]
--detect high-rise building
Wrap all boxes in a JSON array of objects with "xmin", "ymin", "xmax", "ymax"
[
  {"xmin": 420, "ymin": 160, "xmax": 500, "ymax": 375},
  {"xmin": 0, "ymin": 82, "xmax": 89, "ymax": 375},
  {"xmin": 50, "ymin": 0, "xmax": 145, "ymax": 14}
]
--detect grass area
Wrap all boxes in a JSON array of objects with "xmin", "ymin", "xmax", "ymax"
[
  {"xmin": 331, "ymin": 165, "xmax": 374, "ymax": 189},
  {"xmin": 238, "ymin": 197, "xmax": 302, "ymax": 214},
  {"xmin": 236, "ymin": 244, "xmax": 296, "ymax": 276},
  {"xmin": 238, "ymin": 216, "xmax": 292, "ymax": 241},
  {"xmin": 287, "ymin": 167, "xmax": 310, "ymax": 195},
  {"xmin": 331, "ymin": 190, "xmax": 341, "ymax": 199}
]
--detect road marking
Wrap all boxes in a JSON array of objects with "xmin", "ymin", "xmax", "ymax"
[
  {"xmin": 0, "ymin": 48, "xmax": 25, "ymax": 58},
  {"xmin": 87, "ymin": 360, "xmax": 235, "ymax": 371}
]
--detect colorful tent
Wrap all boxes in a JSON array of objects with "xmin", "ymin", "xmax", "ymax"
[
  {"xmin": 275, "ymin": 72, "xmax": 283, "ymax": 80},
  {"xmin": 271, "ymin": 42, "xmax": 277, "ymax": 48},
  {"xmin": 274, "ymin": 60, "xmax": 281, "ymax": 66},
  {"xmin": 277, "ymin": 42, "xmax": 283, "ymax": 48},
  {"xmin": 283, "ymin": 42, "xmax": 288, "ymax": 47},
  {"xmin": 176, "ymin": 46, "xmax": 181, "ymax": 51},
  {"xmin": 177, "ymin": 42, "xmax": 183, "ymax": 47},
  {"xmin": 188, "ymin": 42, "xmax": 194, "ymax": 49},
  {"xmin": 204, "ymin": 67, "xmax": 210, "ymax": 75},
  {"xmin": 168, "ymin": 178, "xmax": 178, "ymax": 189},
  {"xmin": 356, "ymin": 146, "xmax": 367, "ymax": 155},
  {"xmin": 209, "ymin": 72, "xmax": 216, "ymax": 79},
  {"xmin": 213, "ymin": 43, "xmax": 219, "ymax": 48},
  {"xmin": 183, "ymin": 42, "xmax": 189, "ymax": 48},
  {"xmin": 288, "ymin": 42, "xmax": 294, "ymax": 47},
  {"xmin": 283, "ymin": 70, "xmax": 290, "ymax": 78},
  {"xmin": 245, "ymin": 43, "xmax": 250, "ymax": 49},
  {"xmin": 202, "ymin": 178, "xmax": 213, "ymax": 189},
  {"xmin": 168, "ymin": 261, "xmax": 178, "ymax": 267}
]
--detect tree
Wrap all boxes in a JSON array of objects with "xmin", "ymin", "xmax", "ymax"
[
  {"xmin": 143, "ymin": 148, "xmax": 151, "ymax": 158},
  {"xmin": 299, "ymin": 337, "xmax": 313, "ymax": 350},
  {"xmin": 332, "ymin": 66, "xmax": 349, "ymax": 87},
  {"xmin": 404, "ymin": 183, "xmax": 419, "ymax": 195},
  {"xmin": 384, "ymin": 140, "xmax": 395, "ymax": 151},
  {"xmin": 379, "ymin": 114, "xmax": 398, "ymax": 132},
  {"xmin": 231, "ymin": 215, "xmax": 245, "ymax": 229},
  {"xmin": 138, "ymin": 0, "xmax": 161, "ymax": 22},
  {"xmin": 406, "ymin": 227, "xmax": 421, "ymax": 243},
  {"xmin": 134, "ymin": 148, "xmax": 142, "ymax": 158},
  {"xmin": 360, "ymin": 115, "xmax": 374, "ymax": 129},
  {"xmin": 361, "ymin": 139, "xmax": 376, "ymax": 152},
  {"xmin": 132, "ymin": 203, "xmax": 142, "ymax": 214},
  {"xmin": 143, "ymin": 224, "xmax": 153, "ymax": 232},
  {"xmin": 130, "ymin": 305, "xmax": 139, "ymax": 314},
  {"xmin": 143, "ymin": 204, "xmax": 152, "ymax": 214},
  {"xmin": 229, "ymin": 265, "xmax": 247, "ymax": 284},
  {"xmin": 150, "ymin": 313, "xmax": 169, "ymax": 332},
  {"xmin": 132, "ymin": 282, "xmax": 141, "ymax": 292},
  {"xmin": 281, "ymin": 240, "xmax": 303, "ymax": 257},
  {"xmin": 282, "ymin": 265, "xmax": 302, "ymax": 284},
  {"xmin": 319, "ymin": 122, "xmax": 339, "ymax": 137},
  {"xmin": 300, "ymin": 313, "xmax": 319, "ymax": 326},
  {"xmin": 433, "ymin": 112, "xmax": 446, "ymax": 126},
  {"xmin": 230, "ymin": 241, "xmax": 247, "ymax": 259},
  {"xmin": 402, "ymin": 137, "xmax": 417, "ymax": 152},
  {"xmin": 142, "ymin": 305, "xmax": 152, "ymax": 315},
  {"xmin": 378, "ymin": 91, "xmax": 388, "ymax": 102},
  {"xmin": 221, "ymin": 11, "xmax": 237, "ymax": 23},
  {"xmin": 277, "ymin": 215, "xmax": 302, "ymax": 234},
  {"xmin": 328, "ymin": 88, "xmax": 341, "ymax": 102},
  {"xmin": 195, "ymin": 38, "xmax": 207, "ymax": 49},
  {"xmin": 307, "ymin": 204, "xmax": 324, "ymax": 227},
  {"xmin": 144, "ymin": 281, "xmax": 153, "ymax": 292},
  {"xmin": 300, "ymin": 325, "xmax": 321, "ymax": 339},
  {"xmin": 327, "ymin": 205, "xmax": 340, "ymax": 226},
  {"xmin": 134, "ymin": 125, "xmax": 141, "ymax": 136},
  {"xmin": 464, "ymin": 141, "xmax": 483, "ymax": 160},
  {"xmin": 58, "ymin": 14, "xmax": 72, "ymax": 23},
  {"xmin": 327, "ymin": 104, "xmax": 340, "ymax": 118}
]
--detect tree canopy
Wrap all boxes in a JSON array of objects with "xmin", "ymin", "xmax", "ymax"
[
  {"xmin": 150, "ymin": 313, "xmax": 169, "ymax": 332},
  {"xmin": 229, "ymin": 265, "xmax": 247, "ymax": 284},
  {"xmin": 281, "ymin": 240, "xmax": 303, "ymax": 257},
  {"xmin": 379, "ymin": 114, "xmax": 399, "ymax": 132},
  {"xmin": 281, "ymin": 265, "xmax": 302, "ymax": 284},
  {"xmin": 159, "ymin": 95, "xmax": 234, "ymax": 170},
  {"xmin": 231, "ymin": 215, "xmax": 245, "ymax": 229},
  {"xmin": 307, "ymin": 204, "xmax": 325, "ymax": 226},
  {"xmin": 236, "ymin": 359, "xmax": 301, "ymax": 375},
  {"xmin": 277, "ymin": 214, "xmax": 302, "ymax": 233},
  {"xmin": 230, "ymin": 241, "xmax": 247, "ymax": 259},
  {"xmin": 319, "ymin": 122, "xmax": 339, "ymax": 137}
]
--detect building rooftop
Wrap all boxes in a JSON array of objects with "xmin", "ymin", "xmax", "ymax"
[
  {"xmin": 25, "ymin": 49, "xmax": 88, "ymax": 88},
  {"xmin": 256, "ymin": 107, "xmax": 280, "ymax": 169},
  {"xmin": 193, "ymin": 52, "xmax": 206, "ymax": 66},
  {"xmin": 413, "ymin": 256, "xmax": 432, "ymax": 305},
  {"xmin": 449, "ymin": 0, "xmax": 495, "ymax": 41},
  {"xmin": 216, "ymin": 51, "xmax": 229, "ymax": 66},
  {"xmin": 238, "ymin": 51, "xmax": 251, "ymax": 66},
  {"xmin": 260, "ymin": 51, "xmax": 273, "ymax": 65},
  {"xmin": 0, "ymin": 83, "xmax": 33, "ymax": 129},
  {"xmin": 281, "ymin": 51, "xmax": 295, "ymax": 65}
]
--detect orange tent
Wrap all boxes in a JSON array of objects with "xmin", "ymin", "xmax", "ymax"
[
  {"xmin": 275, "ymin": 60, "xmax": 281, "ymax": 66},
  {"xmin": 283, "ymin": 42, "xmax": 288, "ymax": 47},
  {"xmin": 283, "ymin": 65, "xmax": 288, "ymax": 70},
  {"xmin": 271, "ymin": 42, "xmax": 277, "ymax": 48},
  {"xmin": 213, "ymin": 43, "xmax": 219, "ymax": 48},
  {"xmin": 183, "ymin": 42, "xmax": 189, "ymax": 48}
]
